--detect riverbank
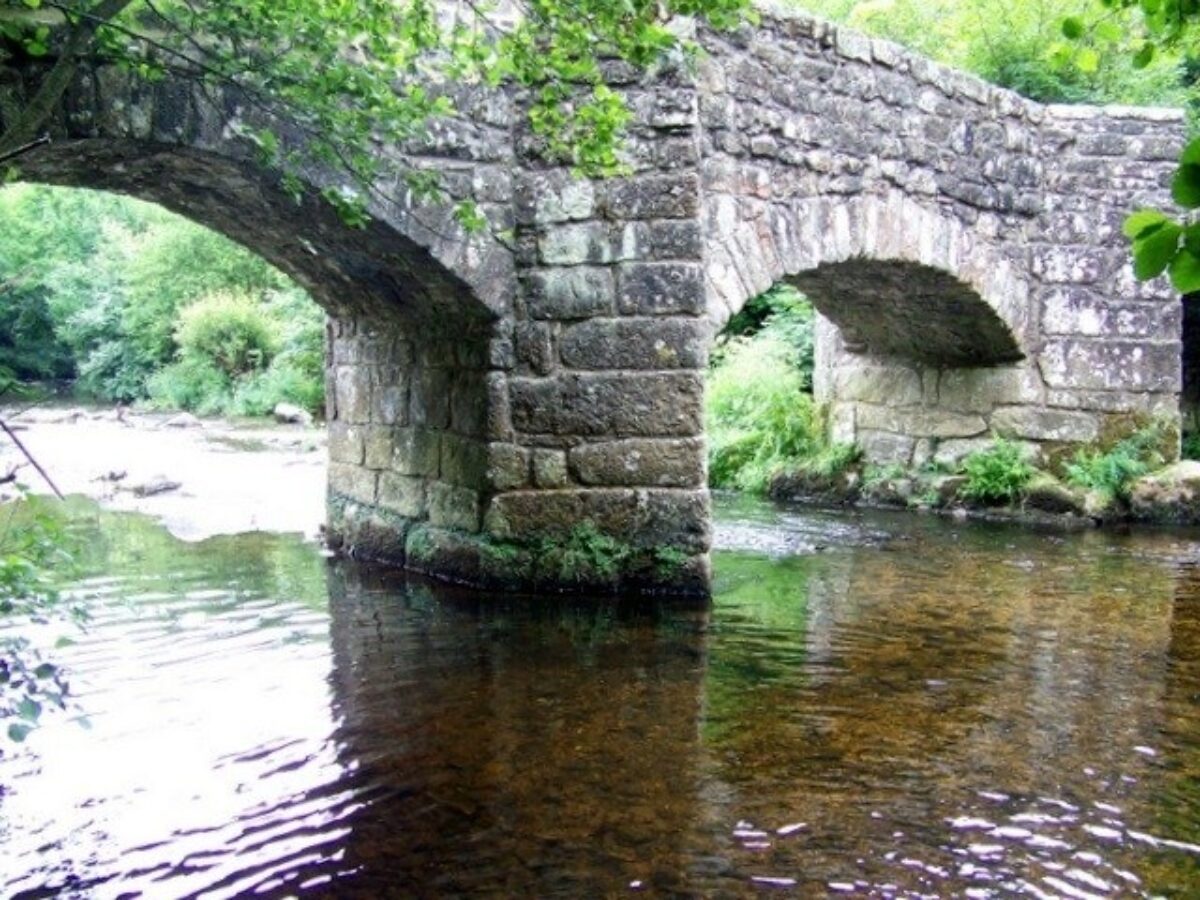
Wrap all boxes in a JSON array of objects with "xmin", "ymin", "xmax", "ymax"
[
  {"xmin": 770, "ymin": 452, "xmax": 1200, "ymax": 531},
  {"xmin": 0, "ymin": 404, "xmax": 327, "ymax": 541}
]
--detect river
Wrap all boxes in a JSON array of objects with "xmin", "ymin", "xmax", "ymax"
[{"xmin": 1, "ymin": 417, "xmax": 1199, "ymax": 897}]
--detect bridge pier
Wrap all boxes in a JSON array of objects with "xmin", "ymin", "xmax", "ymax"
[{"xmin": 324, "ymin": 310, "xmax": 712, "ymax": 593}]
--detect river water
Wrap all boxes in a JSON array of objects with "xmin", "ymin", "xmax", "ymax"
[{"xmin": 2, "ymin": 494, "xmax": 1199, "ymax": 898}]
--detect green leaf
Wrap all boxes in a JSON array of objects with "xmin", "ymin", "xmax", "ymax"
[
  {"xmin": 1123, "ymin": 209, "xmax": 1169, "ymax": 240},
  {"xmin": 1173, "ymin": 164, "xmax": 1200, "ymax": 208},
  {"xmin": 1133, "ymin": 42, "xmax": 1156, "ymax": 68},
  {"xmin": 1181, "ymin": 137, "xmax": 1200, "ymax": 167},
  {"xmin": 1076, "ymin": 47, "xmax": 1100, "ymax": 73},
  {"xmin": 1095, "ymin": 21, "xmax": 1123, "ymax": 42},
  {"xmin": 1133, "ymin": 222, "xmax": 1181, "ymax": 279},
  {"xmin": 1062, "ymin": 16, "xmax": 1086, "ymax": 39},
  {"xmin": 33, "ymin": 662, "xmax": 57, "ymax": 679},
  {"xmin": 7, "ymin": 723, "xmax": 32, "ymax": 742},
  {"xmin": 1170, "ymin": 248, "xmax": 1200, "ymax": 293}
]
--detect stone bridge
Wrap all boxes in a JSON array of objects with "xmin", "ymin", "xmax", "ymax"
[{"xmin": 1, "ymin": 3, "xmax": 1185, "ymax": 594}]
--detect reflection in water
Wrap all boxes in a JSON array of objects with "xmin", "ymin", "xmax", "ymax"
[{"xmin": 1, "ymin": 499, "xmax": 1199, "ymax": 896}]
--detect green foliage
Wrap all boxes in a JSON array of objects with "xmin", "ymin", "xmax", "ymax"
[
  {"xmin": 0, "ymin": 184, "xmax": 326, "ymax": 415},
  {"xmin": 797, "ymin": 0, "xmax": 1192, "ymax": 106},
  {"xmin": 146, "ymin": 356, "xmax": 231, "ymax": 417},
  {"xmin": 1183, "ymin": 430, "xmax": 1200, "ymax": 459},
  {"xmin": 175, "ymin": 292, "xmax": 277, "ymax": 380},
  {"xmin": 707, "ymin": 331, "xmax": 825, "ymax": 494},
  {"xmin": 960, "ymin": 438, "xmax": 1036, "ymax": 505},
  {"xmin": 0, "ymin": 492, "xmax": 79, "ymax": 742},
  {"xmin": 1064, "ymin": 420, "xmax": 1171, "ymax": 499},
  {"xmin": 0, "ymin": 0, "xmax": 751, "ymax": 227},
  {"xmin": 715, "ymin": 284, "xmax": 816, "ymax": 386},
  {"xmin": 532, "ymin": 522, "xmax": 633, "ymax": 583}
]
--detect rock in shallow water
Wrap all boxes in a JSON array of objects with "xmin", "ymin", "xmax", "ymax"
[
  {"xmin": 1129, "ymin": 461, "xmax": 1200, "ymax": 524},
  {"xmin": 127, "ymin": 476, "xmax": 182, "ymax": 498},
  {"xmin": 273, "ymin": 403, "xmax": 314, "ymax": 426}
]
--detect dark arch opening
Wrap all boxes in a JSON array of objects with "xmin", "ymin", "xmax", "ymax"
[{"xmin": 788, "ymin": 258, "xmax": 1024, "ymax": 368}]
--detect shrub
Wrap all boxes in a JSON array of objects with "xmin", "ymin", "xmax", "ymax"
[
  {"xmin": 146, "ymin": 356, "xmax": 230, "ymax": 415},
  {"xmin": 714, "ymin": 284, "xmax": 815, "ymax": 387},
  {"xmin": 1064, "ymin": 421, "xmax": 1171, "ymax": 500},
  {"xmin": 960, "ymin": 438, "xmax": 1035, "ymax": 505},
  {"xmin": 1183, "ymin": 431, "xmax": 1200, "ymax": 461},
  {"xmin": 707, "ymin": 332, "xmax": 824, "ymax": 494},
  {"xmin": 230, "ymin": 357, "xmax": 326, "ymax": 417},
  {"xmin": 1, "ymin": 492, "xmax": 81, "ymax": 741},
  {"xmin": 176, "ymin": 292, "xmax": 277, "ymax": 379}
]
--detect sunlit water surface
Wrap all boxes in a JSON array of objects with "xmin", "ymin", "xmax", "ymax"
[{"xmin": 2, "ymin": 495, "xmax": 1199, "ymax": 897}]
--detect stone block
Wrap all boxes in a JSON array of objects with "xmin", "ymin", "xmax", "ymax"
[
  {"xmin": 329, "ymin": 463, "xmax": 378, "ymax": 504},
  {"xmin": 509, "ymin": 373, "xmax": 704, "ymax": 437},
  {"xmin": 363, "ymin": 426, "xmax": 394, "ymax": 469},
  {"xmin": 617, "ymin": 220, "xmax": 703, "ymax": 262},
  {"xmin": 370, "ymin": 374, "xmax": 409, "ymax": 426},
  {"xmin": 605, "ymin": 174, "xmax": 700, "ymax": 219},
  {"xmin": 440, "ymin": 434, "xmax": 489, "ymax": 487},
  {"xmin": 410, "ymin": 367, "xmax": 452, "ymax": 428},
  {"xmin": 328, "ymin": 423, "xmax": 365, "ymax": 465},
  {"xmin": 569, "ymin": 438, "xmax": 705, "ymax": 487},
  {"xmin": 559, "ymin": 318, "xmax": 708, "ymax": 370},
  {"xmin": 533, "ymin": 449, "xmax": 570, "ymax": 488},
  {"xmin": 857, "ymin": 431, "xmax": 915, "ymax": 465},
  {"xmin": 936, "ymin": 367, "xmax": 1044, "ymax": 413},
  {"xmin": 391, "ymin": 427, "xmax": 441, "ymax": 478},
  {"xmin": 377, "ymin": 473, "xmax": 426, "ymax": 518},
  {"xmin": 525, "ymin": 267, "xmax": 615, "ymax": 320},
  {"xmin": 1040, "ymin": 340, "xmax": 1180, "ymax": 393},
  {"xmin": 515, "ymin": 322, "xmax": 555, "ymax": 375},
  {"xmin": 539, "ymin": 222, "xmax": 612, "ymax": 265},
  {"xmin": 990, "ymin": 406, "xmax": 1100, "ymax": 443},
  {"xmin": 535, "ymin": 178, "xmax": 595, "ymax": 223},
  {"xmin": 334, "ymin": 366, "xmax": 371, "ymax": 424},
  {"xmin": 832, "ymin": 365, "xmax": 922, "ymax": 405},
  {"xmin": 616, "ymin": 262, "xmax": 706, "ymax": 315},
  {"xmin": 484, "ymin": 488, "xmax": 710, "ymax": 552},
  {"xmin": 451, "ymin": 377, "xmax": 488, "ymax": 435},
  {"xmin": 1046, "ymin": 389, "xmax": 1179, "ymax": 416},
  {"xmin": 857, "ymin": 404, "xmax": 987, "ymax": 439},
  {"xmin": 427, "ymin": 481, "xmax": 482, "ymax": 532},
  {"xmin": 486, "ymin": 443, "xmax": 530, "ymax": 491},
  {"xmin": 1042, "ymin": 289, "xmax": 1179, "ymax": 339}
]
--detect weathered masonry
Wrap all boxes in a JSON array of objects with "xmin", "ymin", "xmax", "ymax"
[{"xmin": 2, "ymin": 3, "xmax": 1185, "ymax": 594}]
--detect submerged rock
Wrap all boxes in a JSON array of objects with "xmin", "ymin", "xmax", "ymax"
[
  {"xmin": 931, "ymin": 474, "xmax": 968, "ymax": 507},
  {"xmin": 769, "ymin": 467, "xmax": 861, "ymax": 505},
  {"xmin": 1128, "ymin": 461, "xmax": 1200, "ymax": 524},
  {"xmin": 127, "ymin": 476, "xmax": 182, "ymax": 498},
  {"xmin": 1022, "ymin": 474, "xmax": 1086, "ymax": 516}
]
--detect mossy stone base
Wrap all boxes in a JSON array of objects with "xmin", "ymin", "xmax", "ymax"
[{"xmin": 328, "ymin": 492, "xmax": 710, "ymax": 596}]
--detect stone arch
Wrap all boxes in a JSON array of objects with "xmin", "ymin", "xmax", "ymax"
[
  {"xmin": 705, "ymin": 191, "xmax": 1032, "ymax": 364},
  {"xmin": 6, "ymin": 60, "xmax": 521, "ymax": 562},
  {"xmin": 704, "ymin": 192, "xmax": 1041, "ymax": 465}
]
